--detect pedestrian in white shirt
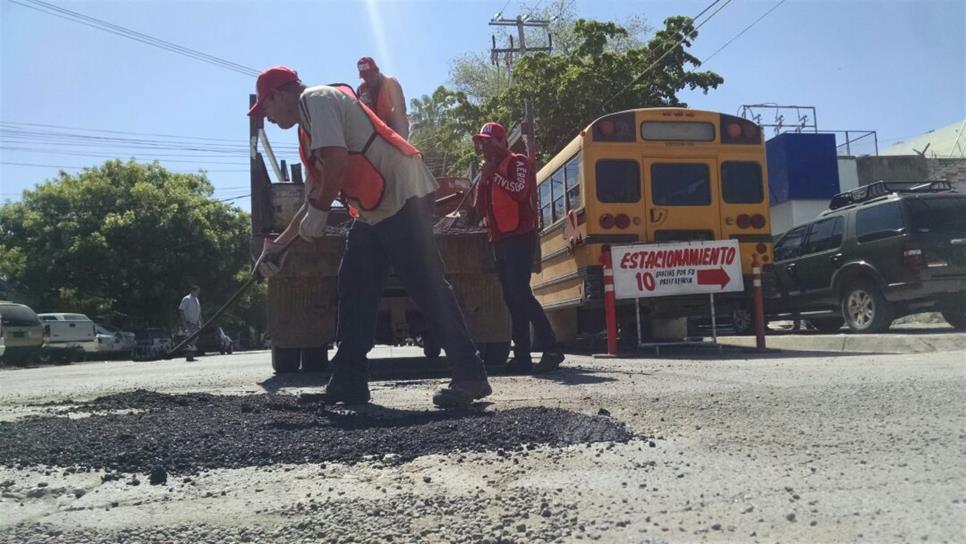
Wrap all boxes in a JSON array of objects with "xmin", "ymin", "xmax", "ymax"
[{"xmin": 178, "ymin": 285, "xmax": 201, "ymax": 362}]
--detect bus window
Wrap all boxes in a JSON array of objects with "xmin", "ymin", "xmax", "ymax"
[
  {"xmin": 551, "ymin": 170, "xmax": 565, "ymax": 221},
  {"xmin": 721, "ymin": 161, "xmax": 764, "ymax": 204},
  {"xmin": 595, "ymin": 160, "xmax": 641, "ymax": 203},
  {"xmin": 564, "ymin": 156, "xmax": 582, "ymax": 209},
  {"xmin": 651, "ymin": 163, "xmax": 711, "ymax": 206},
  {"xmin": 539, "ymin": 182, "xmax": 553, "ymax": 227}
]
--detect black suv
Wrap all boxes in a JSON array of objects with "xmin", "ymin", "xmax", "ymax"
[{"xmin": 767, "ymin": 181, "xmax": 966, "ymax": 332}]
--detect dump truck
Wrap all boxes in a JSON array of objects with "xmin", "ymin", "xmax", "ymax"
[{"xmin": 247, "ymin": 96, "xmax": 511, "ymax": 373}]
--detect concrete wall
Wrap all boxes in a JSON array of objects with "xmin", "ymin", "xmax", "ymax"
[
  {"xmin": 770, "ymin": 200, "xmax": 829, "ymax": 236},
  {"xmin": 855, "ymin": 155, "xmax": 930, "ymax": 183},
  {"xmin": 837, "ymin": 158, "xmax": 859, "ymax": 192},
  {"xmin": 853, "ymin": 156, "xmax": 966, "ymax": 190}
]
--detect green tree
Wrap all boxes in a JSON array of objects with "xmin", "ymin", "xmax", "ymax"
[
  {"xmin": 0, "ymin": 160, "xmax": 258, "ymax": 332},
  {"xmin": 409, "ymin": 86, "xmax": 480, "ymax": 177},
  {"xmin": 450, "ymin": 0, "xmax": 650, "ymax": 101},
  {"xmin": 470, "ymin": 15, "xmax": 724, "ymax": 161}
]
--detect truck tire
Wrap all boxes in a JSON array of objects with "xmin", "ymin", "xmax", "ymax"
[
  {"xmin": 480, "ymin": 341, "xmax": 511, "ymax": 367},
  {"xmin": 300, "ymin": 346, "xmax": 329, "ymax": 373},
  {"xmin": 809, "ymin": 317, "xmax": 844, "ymax": 333},
  {"xmin": 271, "ymin": 346, "xmax": 301, "ymax": 374},
  {"xmin": 422, "ymin": 332, "xmax": 441, "ymax": 359},
  {"xmin": 941, "ymin": 308, "xmax": 966, "ymax": 330},
  {"xmin": 841, "ymin": 281, "xmax": 893, "ymax": 333}
]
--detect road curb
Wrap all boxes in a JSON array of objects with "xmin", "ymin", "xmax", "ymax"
[{"xmin": 715, "ymin": 332, "xmax": 966, "ymax": 354}]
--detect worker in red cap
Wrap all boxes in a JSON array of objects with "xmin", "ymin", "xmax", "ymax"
[
  {"xmin": 471, "ymin": 122, "xmax": 564, "ymax": 373},
  {"xmin": 356, "ymin": 56, "xmax": 409, "ymax": 139},
  {"xmin": 249, "ymin": 66, "xmax": 491, "ymax": 408}
]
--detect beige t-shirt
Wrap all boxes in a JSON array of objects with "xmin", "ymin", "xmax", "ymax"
[{"xmin": 298, "ymin": 85, "xmax": 437, "ymax": 225}]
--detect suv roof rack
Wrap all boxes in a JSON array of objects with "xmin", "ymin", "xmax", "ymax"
[{"xmin": 828, "ymin": 180, "xmax": 953, "ymax": 211}]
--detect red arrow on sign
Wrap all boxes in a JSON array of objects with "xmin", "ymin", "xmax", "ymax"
[{"xmin": 697, "ymin": 267, "xmax": 730, "ymax": 289}]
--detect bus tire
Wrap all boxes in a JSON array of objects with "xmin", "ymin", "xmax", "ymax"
[
  {"xmin": 809, "ymin": 317, "xmax": 844, "ymax": 333},
  {"xmin": 731, "ymin": 308, "xmax": 754, "ymax": 335},
  {"xmin": 941, "ymin": 308, "xmax": 966, "ymax": 330},
  {"xmin": 271, "ymin": 346, "xmax": 301, "ymax": 374}
]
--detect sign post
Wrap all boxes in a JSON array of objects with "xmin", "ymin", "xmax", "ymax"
[{"xmin": 610, "ymin": 240, "xmax": 745, "ymax": 350}]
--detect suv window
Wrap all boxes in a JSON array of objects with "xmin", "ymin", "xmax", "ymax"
[
  {"xmin": 856, "ymin": 201, "xmax": 904, "ymax": 242},
  {"xmin": 595, "ymin": 160, "xmax": 641, "ymax": 203},
  {"xmin": 721, "ymin": 161, "xmax": 764, "ymax": 204},
  {"xmin": 774, "ymin": 225, "xmax": 808, "ymax": 261},
  {"xmin": 905, "ymin": 196, "xmax": 966, "ymax": 233},
  {"xmin": 803, "ymin": 217, "xmax": 844, "ymax": 254},
  {"xmin": 651, "ymin": 163, "xmax": 711, "ymax": 206}
]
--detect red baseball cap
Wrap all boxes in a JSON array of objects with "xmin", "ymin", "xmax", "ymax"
[
  {"xmin": 248, "ymin": 66, "xmax": 300, "ymax": 118},
  {"xmin": 357, "ymin": 56, "xmax": 379, "ymax": 76},
  {"xmin": 472, "ymin": 122, "xmax": 508, "ymax": 144}
]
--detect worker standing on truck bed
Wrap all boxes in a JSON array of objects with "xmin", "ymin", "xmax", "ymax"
[
  {"xmin": 356, "ymin": 56, "xmax": 409, "ymax": 139},
  {"xmin": 471, "ymin": 122, "xmax": 565, "ymax": 373},
  {"xmin": 249, "ymin": 66, "xmax": 490, "ymax": 408}
]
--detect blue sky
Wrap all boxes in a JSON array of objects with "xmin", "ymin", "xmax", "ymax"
[{"xmin": 2, "ymin": 0, "xmax": 963, "ymax": 210}]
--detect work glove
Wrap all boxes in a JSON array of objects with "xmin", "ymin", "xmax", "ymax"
[
  {"xmin": 256, "ymin": 238, "xmax": 287, "ymax": 279},
  {"xmin": 298, "ymin": 204, "xmax": 329, "ymax": 241}
]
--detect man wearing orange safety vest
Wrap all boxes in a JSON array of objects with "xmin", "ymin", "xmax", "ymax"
[
  {"xmin": 356, "ymin": 56, "xmax": 409, "ymax": 139},
  {"xmin": 471, "ymin": 122, "xmax": 564, "ymax": 374},
  {"xmin": 250, "ymin": 66, "xmax": 490, "ymax": 408}
]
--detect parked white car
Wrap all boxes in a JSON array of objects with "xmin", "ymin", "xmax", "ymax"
[
  {"xmin": 37, "ymin": 313, "xmax": 96, "ymax": 362},
  {"xmin": 91, "ymin": 323, "xmax": 137, "ymax": 356}
]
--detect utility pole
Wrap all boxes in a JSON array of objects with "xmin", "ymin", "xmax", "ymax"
[{"xmin": 489, "ymin": 15, "xmax": 551, "ymax": 162}]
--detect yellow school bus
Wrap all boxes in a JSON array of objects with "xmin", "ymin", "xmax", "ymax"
[{"xmin": 532, "ymin": 108, "xmax": 772, "ymax": 341}]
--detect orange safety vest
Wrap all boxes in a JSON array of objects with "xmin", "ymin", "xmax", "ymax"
[
  {"xmin": 298, "ymin": 84, "xmax": 420, "ymax": 211},
  {"xmin": 357, "ymin": 77, "xmax": 398, "ymax": 126},
  {"xmin": 480, "ymin": 152, "xmax": 537, "ymax": 241}
]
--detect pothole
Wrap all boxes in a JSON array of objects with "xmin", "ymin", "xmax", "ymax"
[{"xmin": 0, "ymin": 390, "xmax": 633, "ymax": 476}]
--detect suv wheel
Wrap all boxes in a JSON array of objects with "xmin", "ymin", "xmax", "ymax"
[
  {"xmin": 941, "ymin": 308, "xmax": 966, "ymax": 330},
  {"xmin": 841, "ymin": 281, "xmax": 893, "ymax": 333}
]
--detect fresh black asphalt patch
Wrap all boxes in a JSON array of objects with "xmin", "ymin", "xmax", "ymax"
[{"xmin": 0, "ymin": 390, "xmax": 632, "ymax": 476}]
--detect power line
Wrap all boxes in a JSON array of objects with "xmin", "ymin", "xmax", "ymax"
[
  {"xmin": 6, "ymin": 0, "xmax": 260, "ymax": 77},
  {"xmin": 0, "ymin": 146, "xmax": 250, "ymax": 165},
  {"xmin": 702, "ymin": 0, "xmax": 786, "ymax": 63},
  {"xmin": 495, "ymin": 0, "xmax": 513, "ymax": 19},
  {"xmin": 0, "ymin": 161, "xmax": 248, "ymax": 173},
  {"xmin": 599, "ymin": 0, "xmax": 733, "ymax": 112},
  {"xmin": 692, "ymin": 0, "xmax": 725, "ymax": 22},
  {"xmin": 0, "ymin": 121, "xmax": 247, "ymax": 144}
]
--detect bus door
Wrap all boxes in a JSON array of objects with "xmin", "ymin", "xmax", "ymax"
[{"xmin": 642, "ymin": 158, "xmax": 721, "ymax": 244}]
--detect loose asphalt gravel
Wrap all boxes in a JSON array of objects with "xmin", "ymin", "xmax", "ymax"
[{"xmin": 0, "ymin": 390, "xmax": 632, "ymax": 476}]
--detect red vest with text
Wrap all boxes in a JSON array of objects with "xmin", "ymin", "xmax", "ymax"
[
  {"xmin": 298, "ymin": 84, "xmax": 419, "ymax": 211},
  {"xmin": 479, "ymin": 152, "xmax": 538, "ymax": 242}
]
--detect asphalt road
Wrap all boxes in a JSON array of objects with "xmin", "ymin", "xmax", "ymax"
[{"xmin": 1, "ymin": 339, "xmax": 964, "ymax": 543}]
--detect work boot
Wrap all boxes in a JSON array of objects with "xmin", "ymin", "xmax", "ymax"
[
  {"xmin": 534, "ymin": 346, "xmax": 565, "ymax": 373},
  {"xmin": 432, "ymin": 378, "xmax": 492, "ymax": 408},
  {"xmin": 321, "ymin": 366, "xmax": 370, "ymax": 405},
  {"xmin": 504, "ymin": 357, "xmax": 534, "ymax": 374}
]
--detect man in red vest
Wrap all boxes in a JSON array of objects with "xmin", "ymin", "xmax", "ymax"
[
  {"xmin": 249, "ymin": 66, "xmax": 490, "ymax": 408},
  {"xmin": 356, "ymin": 56, "xmax": 409, "ymax": 139},
  {"xmin": 471, "ymin": 122, "xmax": 564, "ymax": 373}
]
